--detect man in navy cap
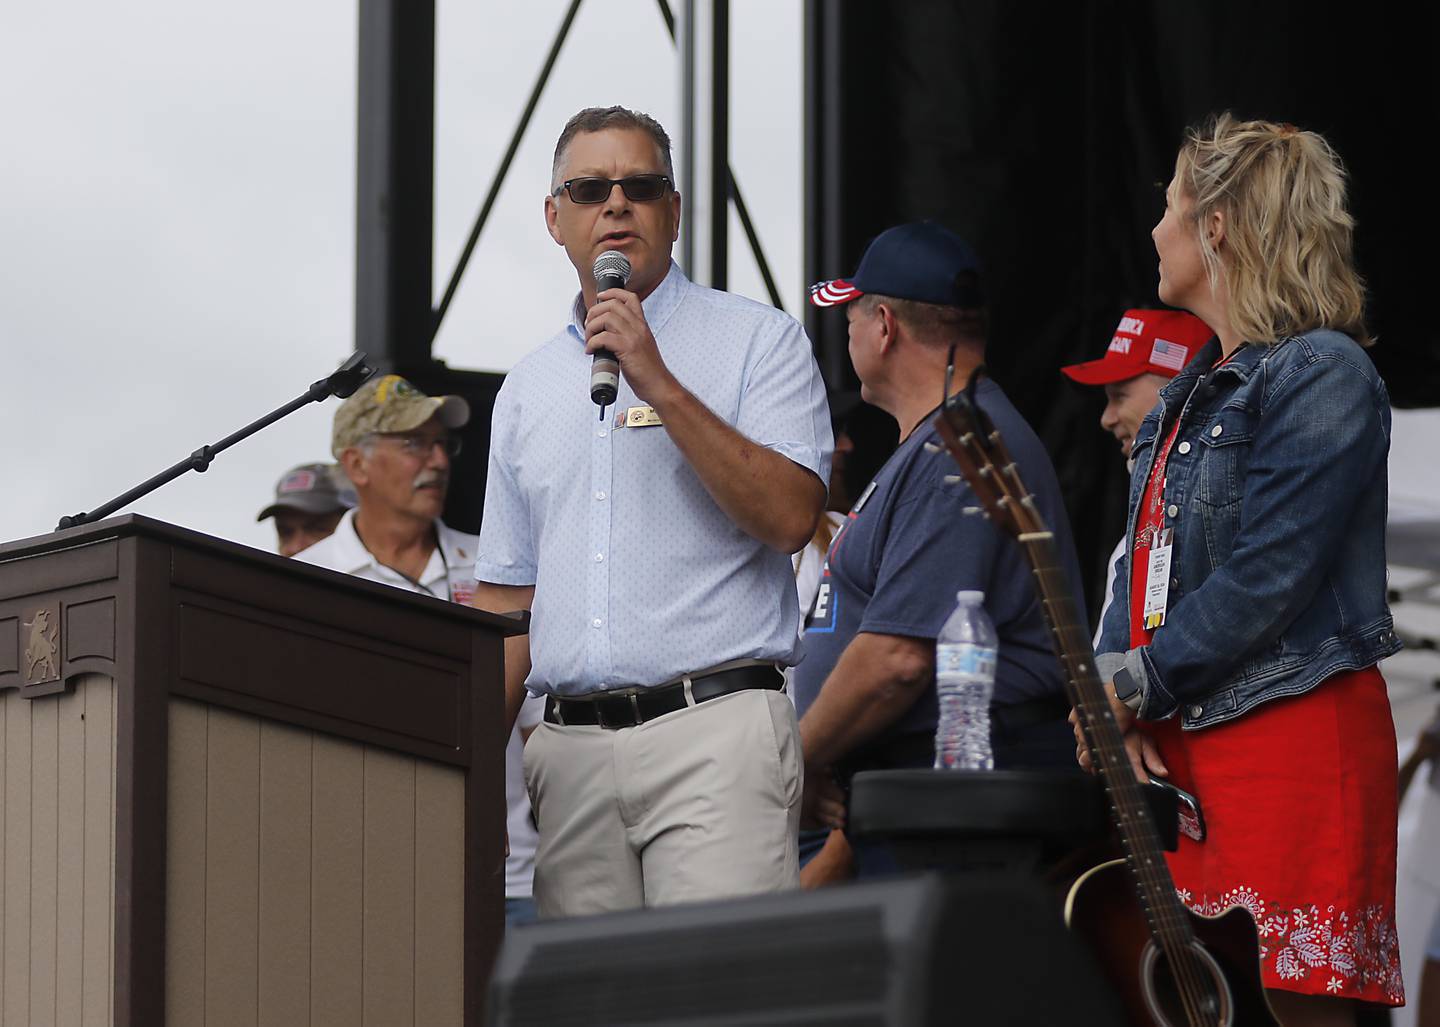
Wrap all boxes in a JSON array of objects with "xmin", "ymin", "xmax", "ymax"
[{"xmin": 795, "ymin": 222, "xmax": 1084, "ymax": 870}]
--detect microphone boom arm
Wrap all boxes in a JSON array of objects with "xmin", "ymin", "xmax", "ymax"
[{"xmin": 55, "ymin": 352, "xmax": 375, "ymax": 531}]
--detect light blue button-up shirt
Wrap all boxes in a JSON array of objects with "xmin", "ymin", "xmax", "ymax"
[{"xmin": 475, "ymin": 262, "xmax": 832, "ymax": 697}]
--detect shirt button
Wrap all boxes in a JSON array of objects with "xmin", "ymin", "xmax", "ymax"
[
  {"xmin": 1167, "ymin": 504, "xmax": 1179, "ymax": 518},
  {"xmin": 591, "ymin": 618, "xmax": 603, "ymax": 628},
  {"xmin": 1211, "ymin": 424, "xmax": 1224, "ymax": 438},
  {"xmin": 594, "ymin": 553, "xmax": 604, "ymax": 562},
  {"xmin": 1177, "ymin": 441, "xmax": 1191, "ymax": 455},
  {"xmin": 1189, "ymin": 705, "xmax": 1203, "ymax": 718},
  {"xmin": 594, "ymin": 490, "xmax": 607, "ymax": 500},
  {"xmin": 596, "ymin": 429, "xmax": 607, "ymax": 438}
]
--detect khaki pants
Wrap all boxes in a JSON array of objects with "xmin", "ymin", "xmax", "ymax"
[{"xmin": 523, "ymin": 688, "xmax": 801, "ymax": 918}]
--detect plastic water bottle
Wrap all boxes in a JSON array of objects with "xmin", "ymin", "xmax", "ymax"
[{"xmin": 934, "ymin": 590, "xmax": 998, "ymax": 770}]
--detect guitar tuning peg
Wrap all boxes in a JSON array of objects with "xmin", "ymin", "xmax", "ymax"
[
  {"xmin": 944, "ymin": 475, "xmax": 964, "ymax": 485},
  {"xmin": 923, "ymin": 442, "xmax": 942, "ymax": 454},
  {"xmin": 963, "ymin": 506, "xmax": 984, "ymax": 516}
]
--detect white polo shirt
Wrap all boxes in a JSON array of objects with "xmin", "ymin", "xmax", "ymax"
[
  {"xmin": 295, "ymin": 507, "xmax": 542, "ymax": 898},
  {"xmin": 296, "ymin": 508, "xmax": 482, "ymax": 604}
]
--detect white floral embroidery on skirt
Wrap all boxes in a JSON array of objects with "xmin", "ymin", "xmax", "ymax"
[{"xmin": 1179, "ymin": 886, "xmax": 1403, "ymax": 1004}]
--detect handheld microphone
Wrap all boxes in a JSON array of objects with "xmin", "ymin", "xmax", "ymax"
[{"xmin": 590, "ymin": 250, "xmax": 632, "ymax": 413}]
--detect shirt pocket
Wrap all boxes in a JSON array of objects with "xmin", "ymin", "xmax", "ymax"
[{"xmin": 1190, "ymin": 406, "xmax": 1256, "ymax": 572}]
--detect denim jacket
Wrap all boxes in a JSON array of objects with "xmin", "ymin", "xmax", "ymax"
[{"xmin": 1095, "ymin": 328, "xmax": 1401, "ymax": 728}]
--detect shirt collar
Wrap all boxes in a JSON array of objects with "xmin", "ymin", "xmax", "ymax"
[
  {"xmin": 1161, "ymin": 337, "xmax": 1263, "ymax": 407},
  {"xmin": 567, "ymin": 260, "xmax": 688, "ymax": 342},
  {"xmin": 324, "ymin": 509, "xmax": 376, "ymax": 574},
  {"xmin": 332, "ymin": 508, "xmax": 466, "ymax": 594}
]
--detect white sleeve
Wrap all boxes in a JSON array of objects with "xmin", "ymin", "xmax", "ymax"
[
  {"xmin": 517, "ymin": 692, "xmax": 545, "ymax": 730},
  {"xmin": 474, "ymin": 379, "xmax": 538, "ymax": 585}
]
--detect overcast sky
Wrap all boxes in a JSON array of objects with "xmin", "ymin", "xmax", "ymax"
[
  {"xmin": 0, "ymin": 0, "xmax": 801, "ymax": 551},
  {"xmin": 1, "ymin": 0, "xmax": 1434, "ymax": 559}
]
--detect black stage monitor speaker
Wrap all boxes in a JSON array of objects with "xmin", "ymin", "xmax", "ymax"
[{"xmin": 487, "ymin": 872, "xmax": 1124, "ymax": 1025}]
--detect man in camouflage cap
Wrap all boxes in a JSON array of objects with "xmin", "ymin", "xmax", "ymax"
[
  {"xmin": 257, "ymin": 462, "xmax": 355, "ymax": 558},
  {"xmin": 330, "ymin": 372, "xmax": 471, "ymax": 457},
  {"xmin": 298, "ymin": 372, "xmax": 473, "ymax": 597},
  {"xmin": 296, "ymin": 374, "xmax": 548, "ymax": 923}
]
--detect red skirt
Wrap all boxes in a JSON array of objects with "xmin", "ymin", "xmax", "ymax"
[{"xmin": 1143, "ymin": 666, "xmax": 1404, "ymax": 1005}]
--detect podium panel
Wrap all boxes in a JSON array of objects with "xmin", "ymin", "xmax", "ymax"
[
  {"xmin": 1, "ymin": 674, "xmax": 117, "ymax": 1027},
  {"xmin": 0, "ymin": 516, "xmax": 519, "ymax": 1027},
  {"xmin": 163, "ymin": 699, "xmax": 467, "ymax": 1027}
]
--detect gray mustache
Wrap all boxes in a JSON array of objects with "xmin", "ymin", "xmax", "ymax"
[{"xmin": 413, "ymin": 472, "xmax": 448, "ymax": 490}]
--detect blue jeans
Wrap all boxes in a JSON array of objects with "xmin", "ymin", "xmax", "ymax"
[{"xmin": 505, "ymin": 895, "xmax": 538, "ymax": 926}]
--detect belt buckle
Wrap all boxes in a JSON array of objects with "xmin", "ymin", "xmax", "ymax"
[{"xmin": 596, "ymin": 688, "xmax": 643, "ymax": 729}]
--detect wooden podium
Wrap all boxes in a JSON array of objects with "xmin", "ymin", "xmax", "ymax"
[{"xmin": 0, "ymin": 515, "xmax": 522, "ymax": 1026}]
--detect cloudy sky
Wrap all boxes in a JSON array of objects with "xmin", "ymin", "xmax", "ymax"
[
  {"xmin": 1, "ymin": 0, "xmax": 801, "ymax": 551},
  {"xmin": 2, "ymin": 0, "xmax": 1435, "ymax": 561}
]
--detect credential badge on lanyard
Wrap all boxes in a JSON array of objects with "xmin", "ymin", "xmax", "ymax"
[{"xmin": 1142, "ymin": 526, "xmax": 1173, "ymax": 630}]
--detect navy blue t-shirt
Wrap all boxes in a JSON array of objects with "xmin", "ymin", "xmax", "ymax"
[{"xmin": 792, "ymin": 378, "xmax": 1085, "ymax": 747}]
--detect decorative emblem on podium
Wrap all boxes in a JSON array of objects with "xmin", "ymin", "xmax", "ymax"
[{"xmin": 22, "ymin": 602, "xmax": 61, "ymax": 687}]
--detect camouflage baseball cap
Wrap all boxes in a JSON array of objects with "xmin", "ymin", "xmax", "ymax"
[
  {"xmin": 330, "ymin": 374, "xmax": 470, "ymax": 457},
  {"xmin": 256, "ymin": 462, "xmax": 357, "ymax": 521}
]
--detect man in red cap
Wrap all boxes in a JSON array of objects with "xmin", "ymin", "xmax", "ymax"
[
  {"xmin": 1061, "ymin": 308, "xmax": 1213, "ymax": 637},
  {"xmin": 1061, "ymin": 308, "xmax": 1213, "ymax": 463}
]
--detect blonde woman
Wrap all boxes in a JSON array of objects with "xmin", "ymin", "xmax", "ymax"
[{"xmin": 1084, "ymin": 114, "xmax": 1404, "ymax": 1024}]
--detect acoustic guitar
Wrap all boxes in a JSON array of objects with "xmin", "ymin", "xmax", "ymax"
[{"xmin": 931, "ymin": 370, "xmax": 1277, "ymax": 1026}]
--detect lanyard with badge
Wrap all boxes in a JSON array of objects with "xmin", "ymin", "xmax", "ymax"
[{"xmin": 1132, "ymin": 348, "xmax": 1240, "ymax": 638}]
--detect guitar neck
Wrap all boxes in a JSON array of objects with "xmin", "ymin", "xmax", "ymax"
[{"xmin": 1018, "ymin": 528, "xmax": 1196, "ymax": 949}]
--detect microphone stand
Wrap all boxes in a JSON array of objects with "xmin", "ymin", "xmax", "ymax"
[{"xmin": 55, "ymin": 352, "xmax": 376, "ymax": 531}]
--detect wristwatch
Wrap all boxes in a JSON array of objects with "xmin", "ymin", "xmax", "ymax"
[{"xmin": 1112, "ymin": 667, "xmax": 1144, "ymax": 712}]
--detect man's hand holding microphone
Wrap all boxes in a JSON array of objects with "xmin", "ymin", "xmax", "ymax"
[{"xmin": 584, "ymin": 250, "xmax": 679, "ymax": 416}]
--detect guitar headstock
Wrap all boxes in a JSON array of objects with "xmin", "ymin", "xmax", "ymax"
[{"xmin": 932, "ymin": 369, "xmax": 1042, "ymax": 541}]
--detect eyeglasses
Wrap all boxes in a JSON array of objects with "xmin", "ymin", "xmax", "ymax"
[
  {"xmin": 370, "ymin": 433, "xmax": 462, "ymax": 458},
  {"xmin": 554, "ymin": 174, "xmax": 672, "ymax": 204}
]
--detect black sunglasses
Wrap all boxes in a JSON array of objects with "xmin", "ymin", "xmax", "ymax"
[{"xmin": 554, "ymin": 174, "xmax": 673, "ymax": 204}]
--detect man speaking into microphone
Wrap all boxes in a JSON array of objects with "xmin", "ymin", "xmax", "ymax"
[{"xmin": 471, "ymin": 106, "xmax": 832, "ymax": 917}]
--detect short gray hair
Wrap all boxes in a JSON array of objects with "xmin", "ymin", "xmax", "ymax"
[
  {"xmin": 551, "ymin": 106, "xmax": 675, "ymax": 191},
  {"xmin": 855, "ymin": 293, "xmax": 987, "ymax": 348}
]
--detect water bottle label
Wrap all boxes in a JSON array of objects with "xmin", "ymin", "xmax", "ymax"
[{"xmin": 936, "ymin": 643, "xmax": 996, "ymax": 678}]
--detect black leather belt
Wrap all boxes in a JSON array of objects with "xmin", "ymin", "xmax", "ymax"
[{"xmin": 544, "ymin": 664, "xmax": 784, "ymax": 729}]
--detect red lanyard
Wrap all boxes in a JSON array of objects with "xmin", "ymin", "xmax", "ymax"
[{"xmin": 1129, "ymin": 347, "xmax": 1239, "ymax": 647}]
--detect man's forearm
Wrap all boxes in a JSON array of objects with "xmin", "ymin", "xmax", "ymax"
[
  {"xmin": 470, "ymin": 582, "xmax": 535, "ymax": 736},
  {"xmin": 650, "ymin": 380, "xmax": 824, "ymax": 554},
  {"xmin": 799, "ymin": 632, "xmax": 934, "ymax": 769},
  {"xmin": 502, "ymin": 634, "xmax": 531, "ymax": 731}
]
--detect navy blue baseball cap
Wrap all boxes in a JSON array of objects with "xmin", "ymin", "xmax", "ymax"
[{"xmin": 810, "ymin": 221, "xmax": 984, "ymax": 308}]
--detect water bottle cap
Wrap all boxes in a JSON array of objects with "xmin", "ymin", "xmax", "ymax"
[{"xmin": 955, "ymin": 590, "xmax": 985, "ymax": 603}]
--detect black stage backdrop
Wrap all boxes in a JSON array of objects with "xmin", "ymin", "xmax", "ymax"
[{"xmin": 804, "ymin": 0, "xmax": 1438, "ymax": 620}]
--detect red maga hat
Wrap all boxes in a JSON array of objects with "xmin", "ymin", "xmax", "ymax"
[{"xmin": 1061, "ymin": 308, "xmax": 1214, "ymax": 385}]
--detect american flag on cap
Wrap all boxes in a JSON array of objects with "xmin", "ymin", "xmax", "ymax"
[
  {"xmin": 809, "ymin": 279, "xmax": 863, "ymax": 307},
  {"xmin": 1150, "ymin": 338, "xmax": 1191, "ymax": 372},
  {"xmin": 278, "ymin": 469, "xmax": 318, "ymax": 494},
  {"xmin": 1059, "ymin": 308, "xmax": 1213, "ymax": 386}
]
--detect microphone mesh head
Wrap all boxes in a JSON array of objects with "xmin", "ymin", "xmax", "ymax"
[{"xmin": 592, "ymin": 250, "xmax": 633, "ymax": 286}]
